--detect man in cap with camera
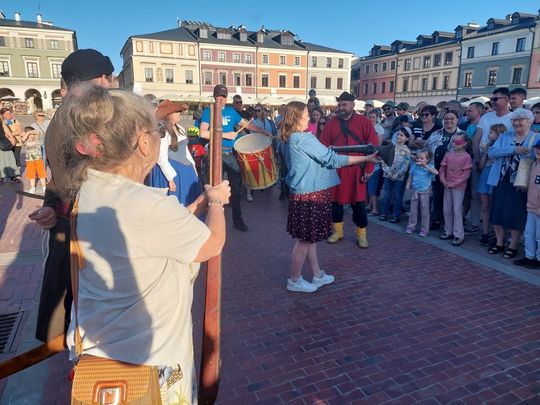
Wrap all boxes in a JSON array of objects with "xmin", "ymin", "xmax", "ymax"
[{"xmin": 319, "ymin": 91, "xmax": 379, "ymax": 248}]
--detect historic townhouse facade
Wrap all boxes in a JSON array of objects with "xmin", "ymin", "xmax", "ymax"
[
  {"xmin": 304, "ymin": 43, "xmax": 353, "ymax": 99},
  {"xmin": 357, "ymin": 45, "xmax": 398, "ymax": 102},
  {"xmin": 395, "ymin": 32, "xmax": 461, "ymax": 107},
  {"xmin": 253, "ymin": 29, "xmax": 307, "ymax": 97},
  {"xmin": 528, "ymin": 17, "xmax": 540, "ymax": 98},
  {"xmin": 457, "ymin": 12, "xmax": 537, "ymax": 100},
  {"xmin": 0, "ymin": 12, "xmax": 76, "ymax": 110},
  {"xmin": 119, "ymin": 26, "xmax": 200, "ymax": 99},
  {"xmin": 120, "ymin": 21, "xmax": 351, "ymax": 102}
]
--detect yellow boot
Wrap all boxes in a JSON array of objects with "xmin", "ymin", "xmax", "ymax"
[
  {"xmin": 356, "ymin": 226, "xmax": 368, "ymax": 248},
  {"xmin": 327, "ymin": 222, "xmax": 344, "ymax": 243}
]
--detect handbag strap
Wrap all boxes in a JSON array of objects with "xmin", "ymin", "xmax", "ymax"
[{"xmin": 69, "ymin": 195, "xmax": 86, "ymax": 357}]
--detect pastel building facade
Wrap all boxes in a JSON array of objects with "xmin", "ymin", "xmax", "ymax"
[
  {"xmin": 356, "ymin": 45, "xmax": 398, "ymax": 102},
  {"xmin": 0, "ymin": 12, "xmax": 76, "ymax": 110},
  {"xmin": 457, "ymin": 13, "xmax": 536, "ymax": 99}
]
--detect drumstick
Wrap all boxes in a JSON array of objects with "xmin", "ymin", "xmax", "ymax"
[{"xmin": 234, "ymin": 119, "xmax": 253, "ymax": 135}]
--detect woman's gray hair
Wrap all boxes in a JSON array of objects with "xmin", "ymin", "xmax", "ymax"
[{"xmin": 55, "ymin": 84, "xmax": 156, "ymax": 201}]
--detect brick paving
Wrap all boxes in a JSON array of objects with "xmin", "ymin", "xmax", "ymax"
[{"xmin": 0, "ymin": 184, "xmax": 539, "ymax": 404}]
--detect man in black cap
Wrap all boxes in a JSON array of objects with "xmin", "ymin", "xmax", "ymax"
[
  {"xmin": 199, "ymin": 84, "xmax": 261, "ymax": 231},
  {"xmin": 28, "ymin": 48, "xmax": 115, "ymax": 342},
  {"xmin": 319, "ymin": 91, "xmax": 379, "ymax": 248}
]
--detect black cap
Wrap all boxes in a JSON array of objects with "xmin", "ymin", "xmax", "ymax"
[
  {"xmin": 61, "ymin": 49, "xmax": 114, "ymax": 86},
  {"xmin": 336, "ymin": 91, "xmax": 355, "ymax": 102},
  {"xmin": 213, "ymin": 84, "xmax": 228, "ymax": 98}
]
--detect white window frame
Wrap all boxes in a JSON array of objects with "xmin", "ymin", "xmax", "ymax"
[
  {"xmin": 245, "ymin": 54, "xmax": 253, "ymax": 64},
  {"xmin": 262, "ymin": 54, "xmax": 269, "ymax": 64},
  {"xmin": 203, "ymin": 71, "xmax": 213, "ymax": 85},
  {"xmin": 233, "ymin": 53, "xmax": 240, "ymax": 63},
  {"xmin": 202, "ymin": 50, "xmax": 212, "ymax": 61},
  {"xmin": 50, "ymin": 40, "xmax": 59, "ymax": 50},
  {"xmin": 218, "ymin": 52, "xmax": 226, "ymax": 62},
  {"xmin": 294, "ymin": 56, "xmax": 300, "ymax": 66},
  {"xmin": 233, "ymin": 72, "xmax": 241, "ymax": 86},
  {"xmin": 0, "ymin": 59, "xmax": 10, "ymax": 77},
  {"xmin": 279, "ymin": 55, "xmax": 286, "ymax": 65},
  {"xmin": 218, "ymin": 71, "xmax": 227, "ymax": 85},
  {"xmin": 293, "ymin": 74, "xmax": 300, "ymax": 89},
  {"xmin": 279, "ymin": 74, "xmax": 287, "ymax": 88},
  {"xmin": 144, "ymin": 67, "xmax": 154, "ymax": 82}
]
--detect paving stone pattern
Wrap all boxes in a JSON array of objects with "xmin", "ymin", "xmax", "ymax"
[{"xmin": 0, "ymin": 184, "xmax": 538, "ymax": 404}]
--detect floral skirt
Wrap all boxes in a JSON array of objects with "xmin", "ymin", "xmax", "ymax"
[{"xmin": 287, "ymin": 189, "xmax": 332, "ymax": 243}]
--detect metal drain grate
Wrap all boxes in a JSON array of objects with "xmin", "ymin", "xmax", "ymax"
[{"xmin": 0, "ymin": 312, "xmax": 22, "ymax": 353}]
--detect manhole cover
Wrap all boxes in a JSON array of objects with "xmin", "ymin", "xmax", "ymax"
[{"xmin": 0, "ymin": 312, "xmax": 22, "ymax": 353}]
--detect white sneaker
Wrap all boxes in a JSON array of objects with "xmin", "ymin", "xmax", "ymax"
[
  {"xmin": 312, "ymin": 270, "xmax": 335, "ymax": 287},
  {"xmin": 286, "ymin": 276, "xmax": 318, "ymax": 293},
  {"xmin": 28, "ymin": 187, "xmax": 36, "ymax": 193},
  {"xmin": 246, "ymin": 191, "xmax": 253, "ymax": 202}
]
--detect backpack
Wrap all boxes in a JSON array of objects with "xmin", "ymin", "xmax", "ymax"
[{"xmin": 0, "ymin": 125, "xmax": 13, "ymax": 151}]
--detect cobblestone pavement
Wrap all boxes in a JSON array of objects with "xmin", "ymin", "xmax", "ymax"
[{"xmin": 0, "ymin": 184, "xmax": 538, "ymax": 404}]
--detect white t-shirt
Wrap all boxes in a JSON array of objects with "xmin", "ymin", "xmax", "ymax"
[
  {"xmin": 478, "ymin": 111, "xmax": 512, "ymax": 146},
  {"xmin": 68, "ymin": 169, "xmax": 210, "ymax": 367}
]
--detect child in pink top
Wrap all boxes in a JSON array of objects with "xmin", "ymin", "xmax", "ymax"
[{"xmin": 439, "ymin": 134, "xmax": 473, "ymax": 246}]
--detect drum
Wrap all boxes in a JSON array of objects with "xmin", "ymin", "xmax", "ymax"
[{"xmin": 234, "ymin": 133, "xmax": 278, "ymax": 190}]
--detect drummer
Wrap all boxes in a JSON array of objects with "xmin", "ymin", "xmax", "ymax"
[{"xmin": 200, "ymin": 84, "xmax": 269, "ymax": 231}]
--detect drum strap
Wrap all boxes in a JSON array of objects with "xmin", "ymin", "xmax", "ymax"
[{"xmin": 339, "ymin": 119, "xmax": 364, "ymax": 147}]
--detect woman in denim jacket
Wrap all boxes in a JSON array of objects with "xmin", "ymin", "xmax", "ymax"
[
  {"xmin": 282, "ymin": 101, "xmax": 378, "ymax": 293},
  {"xmin": 487, "ymin": 108, "xmax": 538, "ymax": 259}
]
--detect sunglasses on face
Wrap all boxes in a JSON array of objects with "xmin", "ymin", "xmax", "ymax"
[
  {"xmin": 421, "ymin": 113, "xmax": 431, "ymax": 117},
  {"xmin": 383, "ymin": 107, "xmax": 393, "ymax": 111},
  {"xmin": 255, "ymin": 109, "xmax": 262, "ymax": 112},
  {"xmin": 490, "ymin": 97, "xmax": 506, "ymax": 102},
  {"xmin": 233, "ymin": 100, "xmax": 242, "ymax": 104}
]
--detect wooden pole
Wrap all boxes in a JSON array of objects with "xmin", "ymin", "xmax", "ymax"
[{"xmin": 198, "ymin": 100, "xmax": 223, "ymax": 404}]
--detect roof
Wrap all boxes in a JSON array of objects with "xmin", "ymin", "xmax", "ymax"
[
  {"xmin": 0, "ymin": 18, "xmax": 73, "ymax": 32},
  {"xmin": 464, "ymin": 15, "xmax": 536, "ymax": 40},
  {"xmin": 300, "ymin": 41, "xmax": 351, "ymax": 54},
  {"xmin": 130, "ymin": 27, "xmax": 196, "ymax": 42}
]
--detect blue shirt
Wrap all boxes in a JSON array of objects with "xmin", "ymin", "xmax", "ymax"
[
  {"xmin": 201, "ymin": 105, "xmax": 242, "ymax": 151},
  {"xmin": 284, "ymin": 132, "xmax": 349, "ymax": 194},
  {"xmin": 409, "ymin": 163, "xmax": 435, "ymax": 192}
]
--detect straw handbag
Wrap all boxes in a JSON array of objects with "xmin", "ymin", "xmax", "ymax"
[
  {"xmin": 69, "ymin": 197, "xmax": 162, "ymax": 405},
  {"xmin": 514, "ymin": 136, "xmax": 536, "ymax": 190}
]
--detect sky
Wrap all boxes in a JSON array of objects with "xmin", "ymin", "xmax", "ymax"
[{"xmin": 3, "ymin": 1, "xmax": 540, "ymax": 74}]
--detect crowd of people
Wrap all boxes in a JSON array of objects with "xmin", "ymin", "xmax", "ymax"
[{"xmin": 4, "ymin": 45, "xmax": 539, "ymax": 403}]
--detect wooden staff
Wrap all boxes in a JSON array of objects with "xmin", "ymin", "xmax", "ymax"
[
  {"xmin": 0, "ymin": 333, "xmax": 66, "ymax": 379},
  {"xmin": 199, "ymin": 100, "xmax": 223, "ymax": 404}
]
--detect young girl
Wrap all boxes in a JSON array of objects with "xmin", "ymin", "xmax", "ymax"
[
  {"xmin": 405, "ymin": 150, "xmax": 438, "ymax": 237},
  {"xmin": 379, "ymin": 127, "xmax": 411, "ymax": 223},
  {"xmin": 439, "ymin": 134, "xmax": 473, "ymax": 246},
  {"xmin": 282, "ymin": 101, "xmax": 378, "ymax": 293},
  {"xmin": 477, "ymin": 124, "xmax": 507, "ymax": 245},
  {"xmin": 366, "ymin": 110, "xmax": 384, "ymax": 215},
  {"xmin": 513, "ymin": 139, "xmax": 540, "ymax": 269},
  {"xmin": 22, "ymin": 126, "xmax": 47, "ymax": 193}
]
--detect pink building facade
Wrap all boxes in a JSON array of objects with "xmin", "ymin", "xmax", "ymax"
[
  {"xmin": 199, "ymin": 46, "xmax": 257, "ymax": 96},
  {"xmin": 528, "ymin": 19, "xmax": 540, "ymax": 98},
  {"xmin": 357, "ymin": 46, "xmax": 397, "ymax": 102}
]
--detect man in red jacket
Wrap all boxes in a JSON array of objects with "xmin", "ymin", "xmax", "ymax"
[{"xmin": 319, "ymin": 91, "xmax": 379, "ymax": 248}]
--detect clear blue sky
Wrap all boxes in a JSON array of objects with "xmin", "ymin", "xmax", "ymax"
[{"xmin": 4, "ymin": 1, "xmax": 540, "ymax": 74}]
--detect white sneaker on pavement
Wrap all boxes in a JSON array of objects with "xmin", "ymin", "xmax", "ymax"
[
  {"xmin": 246, "ymin": 191, "xmax": 253, "ymax": 202},
  {"xmin": 312, "ymin": 270, "xmax": 335, "ymax": 287},
  {"xmin": 286, "ymin": 276, "xmax": 318, "ymax": 293}
]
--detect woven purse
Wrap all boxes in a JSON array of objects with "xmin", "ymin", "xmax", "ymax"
[{"xmin": 69, "ymin": 197, "xmax": 162, "ymax": 405}]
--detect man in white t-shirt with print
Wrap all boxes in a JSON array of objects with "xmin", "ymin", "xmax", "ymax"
[{"xmin": 473, "ymin": 87, "xmax": 512, "ymax": 164}]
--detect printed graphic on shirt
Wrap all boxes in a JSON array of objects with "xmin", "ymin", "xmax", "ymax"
[{"xmin": 535, "ymin": 175, "xmax": 540, "ymax": 185}]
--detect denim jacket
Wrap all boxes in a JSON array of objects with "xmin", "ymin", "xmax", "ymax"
[
  {"xmin": 487, "ymin": 130, "xmax": 538, "ymax": 187},
  {"xmin": 284, "ymin": 132, "xmax": 349, "ymax": 194}
]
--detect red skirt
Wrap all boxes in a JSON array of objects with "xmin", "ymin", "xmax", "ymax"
[
  {"xmin": 331, "ymin": 165, "xmax": 367, "ymax": 204},
  {"xmin": 287, "ymin": 189, "xmax": 331, "ymax": 243}
]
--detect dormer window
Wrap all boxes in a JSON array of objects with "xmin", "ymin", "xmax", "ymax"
[
  {"xmin": 281, "ymin": 34, "xmax": 293, "ymax": 46},
  {"xmin": 455, "ymin": 30, "xmax": 462, "ymax": 40},
  {"xmin": 257, "ymin": 32, "xmax": 264, "ymax": 43},
  {"xmin": 240, "ymin": 32, "xmax": 247, "ymax": 41},
  {"xmin": 199, "ymin": 28, "xmax": 208, "ymax": 39},
  {"xmin": 487, "ymin": 20, "xmax": 494, "ymax": 30},
  {"xmin": 217, "ymin": 31, "xmax": 231, "ymax": 40},
  {"xmin": 418, "ymin": 39, "xmax": 423, "ymax": 45}
]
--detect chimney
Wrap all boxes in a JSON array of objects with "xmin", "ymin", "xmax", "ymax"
[
  {"xmin": 37, "ymin": 14, "xmax": 42, "ymax": 24},
  {"xmin": 177, "ymin": 18, "xmax": 181, "ymax": 28},
  {"xmin": 14, "ymin": 12, "xmax": 20, "ymax": 22}
]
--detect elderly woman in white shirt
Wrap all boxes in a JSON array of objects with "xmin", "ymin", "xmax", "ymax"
[{"xmin": 56, "ymin": 84, "xmax": 230, "ymax": 404}]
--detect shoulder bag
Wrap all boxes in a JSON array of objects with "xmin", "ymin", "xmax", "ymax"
[
  {"xmin": 70, "ymin": 197, "xmax": 162, "ymax": 405},
  {"xmin": 514, "ymin": 135, "xmax": 536, "ymax": 190}
]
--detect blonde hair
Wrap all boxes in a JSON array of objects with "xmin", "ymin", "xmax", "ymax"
[
  {"xmin": 55, "ymin": 84, "xmax": 155, "ymax": 201},
  {"xmin": 280, "ymin": 101, "xmax": 306, "ymax": 142}
]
